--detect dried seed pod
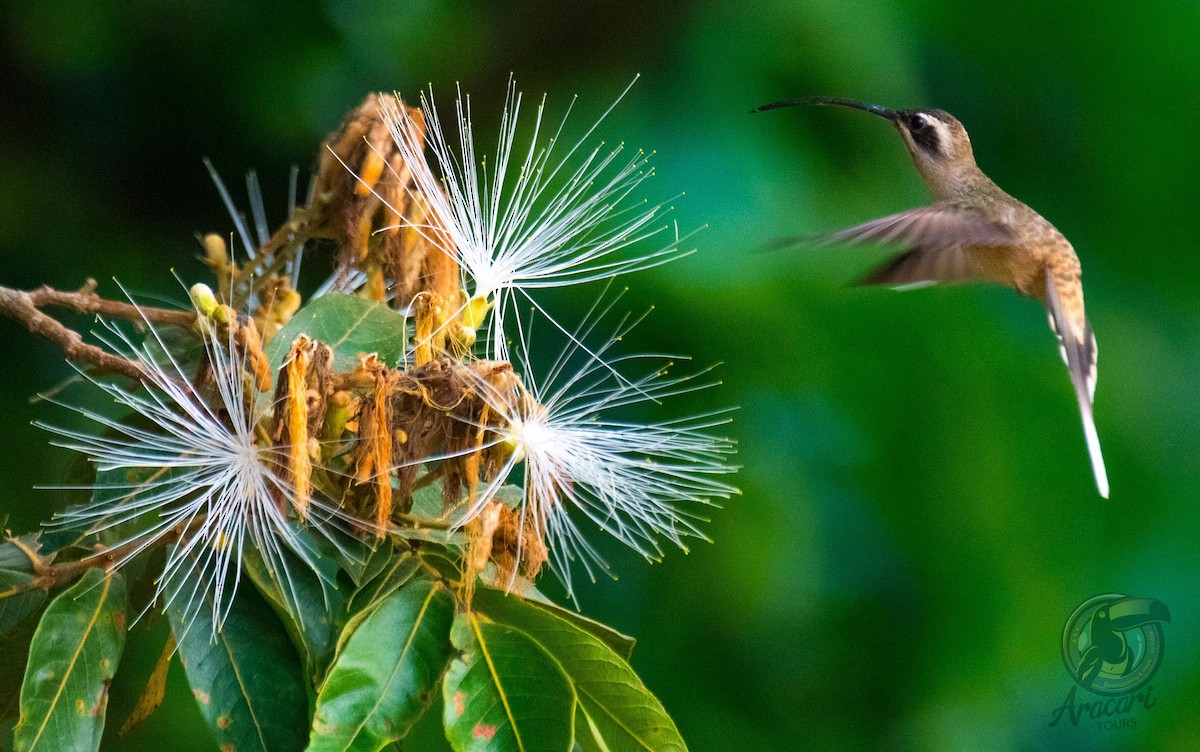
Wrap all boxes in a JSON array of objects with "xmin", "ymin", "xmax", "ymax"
[
  {"xmin": 412, "ymin": 292, "xmax": 452, "ymax": 366},
  {"xmin": 391, "ymin": 190, "xmax": 461, "ymax": 310},
  {"xmin": 305, "ymin": 342, "xmax": 334, "ymax": 434},
  {"xmin": 316, "ymin": 95, "xmax": 460, "ymax": 307},
  {"xmin": 245, "ymin": 93, "xmax": 463, "ymax": 313}
]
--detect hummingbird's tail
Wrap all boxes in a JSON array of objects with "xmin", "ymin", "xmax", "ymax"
[{"xmin": 1045, "ymin": 269, "xmax": 1108, "ymax": 498}]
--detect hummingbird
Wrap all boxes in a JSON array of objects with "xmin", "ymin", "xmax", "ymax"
[{"xmin": 754, "ymin": 97, "xmax": 1108, "ymax": 498}]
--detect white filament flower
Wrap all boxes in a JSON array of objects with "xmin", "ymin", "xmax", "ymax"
[
  {"xmin": 466, "ymin": 302, "xmax": 738, "ymax": 598},
  {"xmin": 379, "ymin": 77, "xmax": 689, "ymax": 360},
  {"xmin": 39, "ymin": 285, "xmax": 342, "ymax": 633}
]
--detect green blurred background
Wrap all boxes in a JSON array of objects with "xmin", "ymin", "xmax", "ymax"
[{"xmin": 2, "ymin": 1, "xmax": 1198, "ymax": 750}]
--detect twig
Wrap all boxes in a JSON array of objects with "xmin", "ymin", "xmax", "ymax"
[
  {"xmin": 0, "ymin": 518, "xmax": 203, "ymax": 598},
  {"xmin": 410, "ymin": 462, "xmax": 448, "ymax": 493},
  {"xmin": 25, "ymin": 280, "xmax": 196, "ymax": 328},
  {"xmin": 0, "ymin": 280, "xmax": 196, "ymax": 381}
]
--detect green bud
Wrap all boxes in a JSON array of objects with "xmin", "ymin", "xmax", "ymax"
[{"xmin": 188, "ymin": 283, "xmax": 219, "ymax": 317}]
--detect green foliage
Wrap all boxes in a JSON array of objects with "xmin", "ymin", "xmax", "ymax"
[
  {"xmin": 0, "ymin": 538, "xmax": 48, "ymax": 639},
  {"xmin": 500, "ymin": 588, "xmax": 637, "ymax": 660},
  {"xmin": 243, "ymin": 532, "xmax": 346, "ymax": 684},
  {"xmin": 0, "ymin": 537, "xmax": 48, "ymax": 728},
  {"xmin": 472, "ymin": 589, "xmax": 684, "ymax": 752},
  {"xmin": 166, "ymin": 569, "xmax": 309, "ymax": 752},
  {"xmin": 443, "ymin": 613, "xmax": 576, "ymax": 752},
  {"xmin": 264, "ymin": 293, "xmax": 410, "ymax": 375},
  {"xmin": 13, "ymin": 568, "xmax": 126, "ymax": 752},
  {"xmin": 1, "ymin": 536, "xmax": 687, "ymax": 752},
  {"xmin": 308, "ymin": 578, "xmax": 454, "ymax": 752},
  {"xmin": 0, "ymin": 282, "xmax": 698, "ymax": 752},
  {"xmin": 340, "ymin": 543, "xmax": 420, "ymax": 631}
]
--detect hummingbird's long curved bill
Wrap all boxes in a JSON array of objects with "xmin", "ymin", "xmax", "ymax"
[{"xmin": 752, "ymin": 97, "xmax": 898, "ymax": 121}]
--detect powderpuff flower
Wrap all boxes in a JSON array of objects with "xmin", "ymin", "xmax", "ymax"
[
  {"xmin": 39, "ymin": 284, "xmax": 342, "ymax": 634},
  {"xmin": 464, "ymin": 300, "xmax": 738, "ymax": 598},
  {"xmin": 379, "ymin": 77, "xmax": 688, "ymax": 360}
]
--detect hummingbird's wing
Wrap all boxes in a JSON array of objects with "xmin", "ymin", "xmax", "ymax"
[
  {"xmin": 811, "ymin": 202, "xmax": 1017, "ymax": 287},
  {"xmin": 858, "ymin": 246, "xmax": 983, "ymax": 287},
  {"xmin": 1045, "ymin": 268, "xmax": 1108, "ymax": 498}
]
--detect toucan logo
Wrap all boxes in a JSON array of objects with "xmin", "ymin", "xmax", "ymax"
[{"xmin": 1061, "ymin": 594, "xmax": 1171, "ymax": 696}]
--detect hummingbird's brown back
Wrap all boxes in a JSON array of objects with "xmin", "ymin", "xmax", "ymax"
[{"xmin": 888, "ymin": 109, "xmax": 1081, "ymax": 299}]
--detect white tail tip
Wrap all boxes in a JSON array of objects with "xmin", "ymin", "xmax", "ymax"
[{"xmin": 1082, "ymin": 410, "xmax": 1109, "ymax": 499}]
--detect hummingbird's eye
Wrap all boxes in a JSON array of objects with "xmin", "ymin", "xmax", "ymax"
[{"xmin": 909, "ymin": 113, "xmax": 929, "ymax": 131}]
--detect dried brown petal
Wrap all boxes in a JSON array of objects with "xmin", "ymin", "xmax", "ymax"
[
  {"xmin": 353, "ymin": 355, "xmax": 399, "ymax": 536},
  {"xmin": 282, "ymin": 335, "xmax": 315, "ymax": 519}
]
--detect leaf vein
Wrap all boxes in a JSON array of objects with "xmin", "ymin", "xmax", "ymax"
[
  {"xmin": 470, "ymin": 616, "xmax": 526, "ymax": 752},
  {"xmin": 343, "ymin": 583, "xmax": 439, "ymax": 748},
  {"xmin": 25, "ymin": 575, "xmax": 112, "ymax": 751}
]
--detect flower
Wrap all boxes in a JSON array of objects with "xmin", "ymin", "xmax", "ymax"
[
  {"xmin": 379, "ymin": 77, "xmax": 688, "ymax": 360},
  {"xmin": 462, "ymin": 298, "xmax": 738, "ymax": 598},
  {"xmin": 39, "ymin": 284, "xmax": 343, "ymax": 633}
]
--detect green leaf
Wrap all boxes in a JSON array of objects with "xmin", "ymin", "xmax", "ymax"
[
  {"xmin": 243, "ymin": 537, "xmax": 346, "ymax": 686},
  {"xmin": 472, "ymin": 590, "xmax": 686, "ymax": 752},
  {"xmin": 492, "ymin": 588, "xmax": 636, "ymax": 661},
  {"xmin": 342, "ymin": 545, "xmax": 419, "ymax": 628},
  {"xmin": 0, "ymin": 531, "xmax": 52, "ymax": 717},
  {"xmin": 0, "ymin": 536, "xmax": 40, "ymax": 570},
  {"xmin": 572, "ymin": 705, "xmax": 603, "ymax": 752},
  {"xmin": 88, "ymin": 466, "xmax": 177, "ymax": 548},
  {"xmin": 443, "ymin": 612, "xmax": 575, "ymax": 752},
  {"xmin": 400, "ymin": 481, "xmax": 513, "ymax": 547},
  {"xmin": 89, "ymin": 465, "xmax": 170, "ymax": 509},
  {"xmin": 401, "ymin": 479, "xmax": 468, "ymax": 546},
  {"xmin": 0, "ymin": 538, "xmax": 48, "ymax": 639},
  {"xmin": 333, "ymin": 542, "xmax": 375, "ymax": 589},
  {"xmin": 308, "ymin": 578, "xmax": 454, "ymax": 752},
  {"xmin": 13, "ymin": 568, "xmax": 127, "ymax": 752},
  {"xmin": 167, "ymin": 570, "xmax": 309, "ymax": 752},
  {"xmin": 409, "ymin": 478, "xmax": 446, "ymax": 520},
  {"xmin": 412, "ymin": 546, "xmax": 464, "ymax": 582},
  {"xmin": 330, "ymin": 543, "xmax": 420, "ymax": 669},
  {"xmin": 265, "ymin": 293, "xmax": 409, "ymax": 378},
  {"xmin": 0, "ymin": 571, "xmax": 46, "ymax": 639}
]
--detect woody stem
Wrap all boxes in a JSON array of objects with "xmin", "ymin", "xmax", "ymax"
[{"xmin": 0, "ymin": 280, "xmax": 197, "ymax": 381}]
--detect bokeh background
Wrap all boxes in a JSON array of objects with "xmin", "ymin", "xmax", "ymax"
[{"xmin": 2, "ymin": 1, "xmax": 1198, "ymax": 750}]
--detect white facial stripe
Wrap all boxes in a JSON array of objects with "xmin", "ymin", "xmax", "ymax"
[{"xmin": 928, "ymin": 119, "xmax": 950, "ymax": 150}]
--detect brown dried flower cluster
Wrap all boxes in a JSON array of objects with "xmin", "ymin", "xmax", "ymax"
[
  {"xmin": 0, "ymin": 92, "xmax": 552, "ymax": 598},
  {"xmin": 247, "ymin": 94, "xmax": 551, "ymax": 592},
  {"xmin": 262, "ymin": 325, "xmax": 543, "ymax": 589}
]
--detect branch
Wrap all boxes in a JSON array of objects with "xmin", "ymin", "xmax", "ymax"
[
  {"xmin": 0, "ymin": 519, "xmax": 200, "ymax": 598},
  {"xmin": 25, "ymin": 280, "xmax": 196, "ymax": 328},
  {"xmin": 0, "ymin": 280, "xmax": 196, "ymax": 381}
]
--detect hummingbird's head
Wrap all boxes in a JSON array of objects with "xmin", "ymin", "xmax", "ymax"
[
  {"xmin": 893, "ymin": 108, "xmax": 979, "ymax": 192},
  {"xmin": 752, "ymin": 98, "xmax": 983, "ymax": 199}
]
